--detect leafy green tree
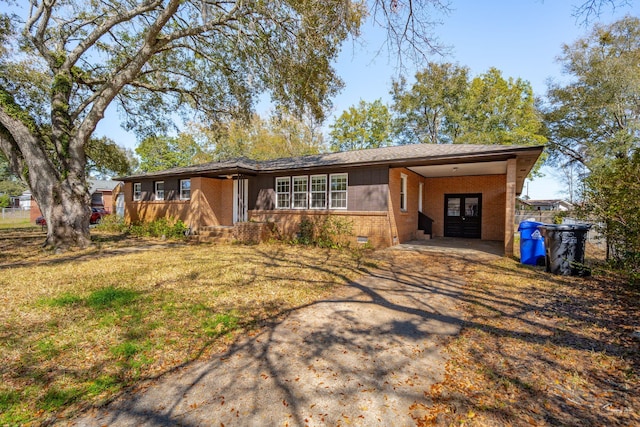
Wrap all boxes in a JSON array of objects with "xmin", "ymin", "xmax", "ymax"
[
  {"xmin": 544, "ymin": 16, "xmax": 640, "ymax": 275},
  {"xmin": 392, "ymin": 64, "xmax": 547, "ymax": 155},
  {"xmin": 196, "ymin": 112, "xmax": 325, "ymax": 161},
  {"xmin": 457, "ymin": 68, "xmax": 547, "ymax": 148},
  {"xmin": 329, "ymin": 99, "xmax": 393, "ymax": 152},
  {"xmin": 582, "ymin": 153, "xmax": 640, "ymax": 279},
  {"xmin": 136, "ymin": 134, "xmax": 213, "ymax": 173},
  {"xmin": 86, "ymin": 137, "xmax": 135, "ymax": 178},
  {"xmin": 0, "ymin": 0, "xmax": 366, "ymax": 249},
  {"xmin": 0, "ymin": 153, "xmax": 26, "ymax": 196},
  {"xmin": 392, "ymin": 62, "xmax": 469, "ymax": 144},
  {"xmin": 0, "ymin": 193, "xmax": 9, "ymax": 208}
]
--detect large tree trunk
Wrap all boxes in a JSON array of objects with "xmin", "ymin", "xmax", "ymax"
[
  {"xmin": 0, "ymin": 105, "xmax": 92, "ymax": 250},
  {"xmin": 37, "ymin": 178, "xmax": 92, "ymax": 249}
]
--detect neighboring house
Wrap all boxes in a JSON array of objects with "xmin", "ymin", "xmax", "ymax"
[
  {"xmin": 119, "ymin": 144, "xmax": 543, "ymax": 256},
  {"xmin": 18, "ymin": 191, "xmax": 32, "ymax": 210},
  {"xmin": 30, "ymin": 179, "xmax": 123, "ymax": 223},
  {"xmin": 518, "ymin": 199, "xmax": 573, "ymax": 211}
]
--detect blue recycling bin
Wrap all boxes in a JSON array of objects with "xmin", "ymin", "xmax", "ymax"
[{"xmin": 518, "ymin": 221, "xmax": 546, "ymax": 265}]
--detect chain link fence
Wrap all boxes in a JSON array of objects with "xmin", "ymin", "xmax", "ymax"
[{"xmin": 1, "ymin": 208, "xmax": 30, "ymax": 220}]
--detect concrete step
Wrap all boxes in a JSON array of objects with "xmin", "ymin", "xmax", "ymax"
[{"xmin": 414, "ymin": 230, "xmax": 431, "ymax": 240}]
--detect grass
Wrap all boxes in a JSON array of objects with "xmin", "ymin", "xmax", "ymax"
[
  {"xmin": 405, "ymin": 244, "xmax": 640, "ymax": 426},
  {"xmin": 0, "ymin": 228, "xmax": 368, "ymax": 425},
  {"xmin": 0, "ymin": 216, "xmax": 34, "ymax": 228},
  {"xmin": 2, "ymin": 226, "xmax": 637, "ymax": 425}
]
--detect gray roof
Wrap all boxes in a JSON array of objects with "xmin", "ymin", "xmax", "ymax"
[
  {"xmin": 89, "ymin": 179, "xmax": 122, "ymax": 193},
  {"xmin": 120, "ymin": 143, "xmax": 544, "ymax": 181}
]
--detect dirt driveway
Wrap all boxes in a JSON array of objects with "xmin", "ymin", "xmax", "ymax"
[{"xmin": 72, "ymin": 240, "xmax": 500, "ymax": 427}]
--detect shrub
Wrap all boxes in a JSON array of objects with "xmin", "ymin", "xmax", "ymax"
[
  {"xmin": 95, "ymin": 214, "xmax": 128, "ymax": 233},
  {"xmin": 129, "ymin": 217, "xmax": 189, "ymax": 240},
  {"xmin": 295, "ymin": 215, "xmax": 353, "ymax": 249}
]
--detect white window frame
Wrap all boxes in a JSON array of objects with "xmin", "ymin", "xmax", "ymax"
[
  {"xmin": 329, "ymin": 173, "xmax": 348, "ymax": 210},
  {"xmin": 400, "ymin": 173, "xmax": 407, "ymax": 211},
  {"xmin": 133, "ymin": 182, "xmax": 142, "ymax": 201},
  {"xmin": 179, "ymin": 179, "xmax": 191, "ymax": 200},
  {"xmin": 155, "ymin": 181, "xmax": 165, "ymax": 201},
  {"xmin": 275, "ymin": 176, "xmax": 291, "ymax": 209},
  {"xmin": 292, "ymin": 176, "xmax": 309, "ymax": 209},
  {"xmin": 310, "ymin": 175, "xmax": 327, "ymax": 209},
  {"xmin": 418, "ymin": 182, "xmax": 423, "ymax": 213}
]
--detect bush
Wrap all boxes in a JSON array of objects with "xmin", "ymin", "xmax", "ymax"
[
  {"xmin": 129, "ymin": 217, "xmax": 189, "ymax": 240},
  {"xmin": 295, "ymin": 216, "xmax": 353, "ymax": 249},
  {"xmin": 95, "ymin": 214, "xmax": 128, "ymax": 233}
]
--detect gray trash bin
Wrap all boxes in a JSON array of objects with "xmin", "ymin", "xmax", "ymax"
[{"xmin": 538, "ymin": 224, "xmax": 592, "ymax": 276}]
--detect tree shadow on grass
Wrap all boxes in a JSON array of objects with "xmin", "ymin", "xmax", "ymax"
[{"xmin": 11, "ymin": 241, "xmax": 638, "ymax": 426}]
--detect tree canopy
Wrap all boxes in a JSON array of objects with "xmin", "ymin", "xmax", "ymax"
[
  {"xmin": 329, "ymin": 99, "xmax": 393, "ymax": 152},
  {"xmin": 0, "ymin": 0, "xmax": 368, "ymax": 248},
  {"xmin": 544, "ymin": 16, "xmax": 640, "ymax": 278},
  {"xmin": 391, "ymin": 64, "xmax": 546, "ymax": 148}
]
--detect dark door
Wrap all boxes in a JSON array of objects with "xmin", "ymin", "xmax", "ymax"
[{"xmin": 444, "ymin": 194, "xmax": 482, "ymax": 238}]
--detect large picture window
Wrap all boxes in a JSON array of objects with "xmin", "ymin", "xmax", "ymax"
[
  {"xmin": 330, "ymin": 174, "xmax": 348, "ymax": 209},
  {"xmin": 292, "ymin": 176, "xmax": 308, "ymax": 209},
  {"xmin": 155, "ymin": 181, "xmax": 165, "ymax": 201},
  {"xmin": 276, "ymin": 177, "xmax": 290, "ymax": 209},
  {"xmin": 276, "ymin": 174, "xmax": 347, "ymax": 210},
  {"xmin": 310, "ymin": 175, "xmax": 327, "ymax": 209},
  {"xmin": 180, "ymin": 179, "xmax": 191, "ymax": 200},
  {"xmin": 133, "ymin": 182, "xmax": 141, "ymax": 201}
]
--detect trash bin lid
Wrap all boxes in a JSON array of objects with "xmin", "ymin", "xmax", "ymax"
[
  {"xmin": 518, "ymin": 220, "xmax": 544, "ymax": 231},
  {"xmin": 537, "ymin": 223, "xmax": 592, "ymax": 231}
]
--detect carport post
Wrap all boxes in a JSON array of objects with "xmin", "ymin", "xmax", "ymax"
[{"xmin": 504, "ymin": 158, "xmax": 517, "ymax": 257}]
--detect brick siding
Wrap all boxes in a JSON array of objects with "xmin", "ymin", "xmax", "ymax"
[
  {"xmin": 423, "ymin": 174, "xmax": 506, "ymax": 241},
  {"xmin": 249, "ymin": 209, "xmax": 392, "ymax": 249}
]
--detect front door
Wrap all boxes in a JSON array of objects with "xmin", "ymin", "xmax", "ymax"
[
  {"xmin": 444, "ymin": 194, "xmax": 482, "ymax": 238},
  {"xmin": 233, "ymin": 178, "xmax": 248, "ymax": 223}
]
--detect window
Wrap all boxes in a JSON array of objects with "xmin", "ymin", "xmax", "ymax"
[
  {"xmin": 330, "ymin": 174, "xmax": 348, "ymax": 209},
  {"xmin": 400, "ymin": 173, "xmax": 407, "ymax": 211},
  {"xmin": 276, "ymin": 177, "xmax": 290, "ymax": 209},
  {"xmin": 155, "ymin": 181, "xmax": 165, "ymax": 201},
  {"xmin": 180, "ymin": 179, "xmax": 191, "ymax": 200},
  {"xmin": 133, "ymin": 182, "xmax": 141, "ymax": 201},
  {"xmin": 292, "ymin": 176, "xmax": 308, "ymax": 209},
  {"xmin": 310, "ymin": 175, "xmax": 327, "ymax": 209}
]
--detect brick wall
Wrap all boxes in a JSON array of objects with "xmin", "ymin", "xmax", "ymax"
[
  {"xmin": 423, "ymin": 174, "xmax": 506, "ymax": 241},
  {"xmin": 233, "ymin": 222, "xmax": 277, "ymax": 244},
  {"xmin": 124, "ymin": 181, "xmax": 192, "ymax": 226},
  {"xmin": 249, "ymin": 209, "xmax": 392, "ymax": 248},
  {"xmin": 123, "ymin": 178, "xmax": 234, "ymax": 232},
  {"xmin": 388, "ymin": 167, "xmax": 425, "ymax": 243},
  {"xmin": 191, "ymin": 177, "xmax": 234, "ymax": 228}
]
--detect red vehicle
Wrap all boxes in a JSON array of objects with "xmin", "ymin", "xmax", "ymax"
[{"xmin": 35, "ymin": 207, "xmax": 110, "ymax": 226}]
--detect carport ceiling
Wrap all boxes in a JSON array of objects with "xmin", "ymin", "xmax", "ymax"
[{"xmin": 408, "ymin": 161, "xmax": 507, "ymax": 178}]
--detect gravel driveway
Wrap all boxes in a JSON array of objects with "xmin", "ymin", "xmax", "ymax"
[{"xmin": 71, "ymin": 240, "xmax": 499, "ymax": 426}]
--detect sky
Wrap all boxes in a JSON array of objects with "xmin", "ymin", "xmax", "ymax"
[{"xmin": 95, "ymin": 0, "xmax": 640, "ymax": 200}]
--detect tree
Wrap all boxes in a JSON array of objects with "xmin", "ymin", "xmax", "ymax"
[
  {"xmin": 544, "ymin": 16, "xmax": 640, "ymax": 274},
  {"xmin": 86, "ymin": 137, "xmax": 136, "ymax": 178},
  {"xmin": 392, "ymin": 64, "xmax": 547, "ymax": 151},
  {"xmin": 391, "ymin": 62, "xmax": 469, "ymax": 144},
  {"xmin": 329, "ymin": 99, "xmax": 393, "ymax": 152},
  {"xmin": 136, "ymin": 133, "xmax": 213, "ymax": 173},
  {"xmin": 194, "ymin": 112, "xmax": 325, "ymax": 161},
  {"xmin": 457, "ymin": 68, "xmax": 547, "ymax": 148},
  {"xmin": 0, "ymin": 0, "xmax": 367, "ymax": 249},
  {"xmin": 0, "ymin": 153, "xmax": 26, "ymax": 196}
]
